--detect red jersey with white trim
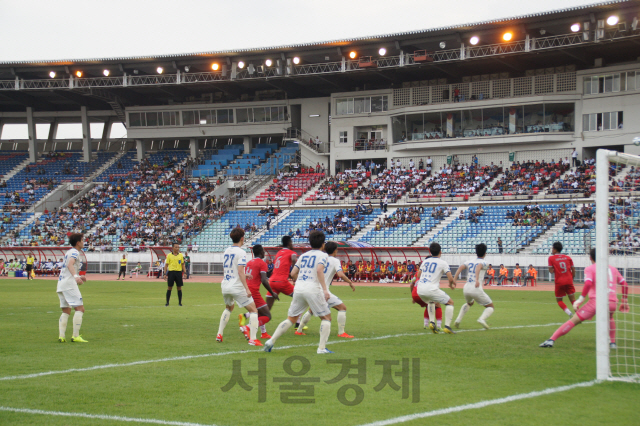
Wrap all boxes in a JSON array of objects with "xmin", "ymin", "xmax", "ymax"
[
  {"xmin": 548, "ymin": 254, "xmax": 574, "ymax": 285},
  {"xmin": 245, "ymin": 258, "xmax": 268, "ymax": 292},
  {"xmin": 271, "ymin": 248, "xmax": 296, "ymax": 282}
]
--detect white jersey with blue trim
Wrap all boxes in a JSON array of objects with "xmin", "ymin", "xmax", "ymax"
[
  {"xmin": 293, "ymin": 250, "xmax": 328, "ymax": 292},
  {"xmin": 57, "ymin": 248, "xmax": 80, "ymax": 292},
  {"xmin": 416, "ymin": 257, "xmax": 451, "ymax": 293},
  {"xmin": 221, "ymin": 246, "xmax": 247, "ymax": 294},
  {"xmin": 323, "ymin": 256, "xmax": 342, "ymax": 287},
  {"xmin": 464, "ymin": 258, "xmax": 488, "ymax": 288}
]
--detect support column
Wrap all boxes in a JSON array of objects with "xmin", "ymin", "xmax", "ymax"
[
  {"xmin": 26, "ymin": 107, "xmax": 38, "ymax": 163},
  {"xmin": 189, "ymin": 138, "xmax": 198, "ymax": 159},
  {"xmin": 101, "ymin": 117, "xmax": 112, "ymax": 144},
  {"xmin": 47, "ymin": 118, "xmax": 58, "ymax": 145},
  {"xmin": 80, "ymin": 106, "xmax": 91, "ymax": 162},
  {"xmin": 243, "ymin": 136, "xmax": 251, "ymax": 154},
  {"xmin": 136, "ymin": 139, "xmax": 145, "ymax": 162}
]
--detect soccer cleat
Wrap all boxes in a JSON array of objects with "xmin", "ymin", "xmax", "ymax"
[
  {"xmin": 317, "ymin": 348, "xmax": 335, "ymax": 354},
  {"xmin": 454, "ymin": 321, "xmax": 461, "ymax": 329},
  {"xmin": 248, "ymin": 339, "xmax": 263, "ymax": 347},
  {"xmin": 240, "ymin": 326, "xmax": 250, "ymax": 340},
  {"xmin": 294, "ymin": 331, "xmax": 306, "ymax": 335},
  {"xmin": 539, "ymin": 339, "xmax": 554, "ymax": 348},
  {"xmin": 263, "ymin": 340, "xmax": 274, "ymax": 352},
  {"xmin": 260, "ymin": 332, "xmax": 272, "ymax": 339},
  {"xmin": 58, "ymin": 337, "xmax": 66, "ymax": 343},
  {"xmin": 216, "ymin": 334, "xmax": 223, "ymax": 342},
  {"xmin": 165, "ymin": 303, "xmax": 169, "ymax": 307},
  {"xmin": 429, "ymin": 321, "xmax": 439, "ymax": 334},
  {"xmin": 443, "ymin": 326, "xmax": 456, "ymax": 334},
  {"xmin": 71, "ymin": 335, "xmax": 88, "ymax": 343},
  {"xmin": 477, "ymin": 319, "xmax": 490, "ymax": 330},
  {"xmin": 238, "ymin": 314, "xmax": 246, "ymax": 327},
  {"xmin": 179, "ymin": 303, "xmax": 183, "ymax": 306},
  {"xmin": 610, "ymin": 342, "xmax": 617, "ymax": 349},
  {"xmin": 337, "ymin": 333, "xmax": 354, "ymax": 338}
]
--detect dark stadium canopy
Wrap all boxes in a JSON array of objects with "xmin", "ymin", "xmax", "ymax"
[{"xmin": 0, "ymin": 0, "xmax": 638, "ymax": 112}]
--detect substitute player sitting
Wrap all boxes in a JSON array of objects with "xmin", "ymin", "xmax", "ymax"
[
  {"xmin": 484, "ymin": 265, "xmax": 495, "ymax": 285},
  {"xmin": 57, "ymin": 233, "xmax": 88, "ymax": 343},
  {"xmin": 524, "ymin": 265, "xmax": 537, "ymax": 286},
  {"xmin": 452, "ymin": 243, "xmax": 495, "ymax": 329},
  {"xmin": 548, "ymin": 241, "xmax": 576, "ymax": 317},
  {"xmin": 264, "ymin": 231, "xmax": 334, "ymax": 354},
  {"xmin": 498, "ymin": 264, "xmax": 508, "ymax": 286},
  {"xmin": 216, "ymin": 228, "xmax": 261, "ymax": 346},
  {"xmin": 415, "ymin": 242, "xmax": 456, "ymax": 334},
  {"xmin": 130, "ymin": 262, "xmax": 143, "ymax": 278},
  {"xmin": 239, "ymin": 244, "xmax": 279, "ymax": 339},
  {"xmin": 512, "ymin": 264, "xmax": 523, "ymax": 286},
  {"xmin": 540, "ymin": 248, "xmax": 628, "ymax": 348},
  {"xmin": 296, "ymin": 241, "xmax": 356, "ymax": 338}
]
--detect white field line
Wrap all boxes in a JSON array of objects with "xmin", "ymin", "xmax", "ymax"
[
  {"xmin": 0, "ymin": 322, "xmax": 583, "ymax": 382},
  {"xmin": 357, "ymin": 380, "xmax": 598, "ymax": 426},
  {"xmin": 0, "ymin": 406, "xmax": 217, "ymax": 426}
]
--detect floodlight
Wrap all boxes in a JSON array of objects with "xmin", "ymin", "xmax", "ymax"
[
  {"xmin": 607, "ymin": 15, "xmax": 619, "ymax": 26},
  {"xmin": 49, "ymin": 71, "xmax": 56, "ymax": 78},
  {"xmin": 265, "ymin": 59, "xmax": 273, "ymax": 67},
  {"xmin": 238, "ymin": 61, "xmax": 245, "ymax": 69},
  {"xmin": 469, "ymin": 36, "xmax": 479, "ymax": 45},
  {"xmin": 103, "ymin": 69, "xmax": 110, "ymax": 76},
  {"xmin": 349, "ymin": 51, "xmax": 357, "ymax": 59},
  {"xmin": 378, "ymin": 48, "xmax": 386, "ymax": 56},
  {"xmin": 292, "ymin": 57, "xmax": 300, "ymax": 64},
  {"xmin": 157, "ymin": 67, "xmax": 164, "ymax": 74},
  {"xmin": 502, "ymin": 32, "xmax": 513, "ymax": 41},
  {"xmin": 571, "ymin": 23, "xmax": 581, "ymax": 32},
  {"xmin": 75, "ymin": 71, "xmax": 82, "ymax": 78}
]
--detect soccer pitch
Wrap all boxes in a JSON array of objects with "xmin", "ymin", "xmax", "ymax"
[{"xmin": 0, "ymin": 279, "xmax": 637, "ymax": 426}]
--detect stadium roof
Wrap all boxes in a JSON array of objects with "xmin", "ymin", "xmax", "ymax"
[{"xmin": 0, "ymin": 0, "xmax": 638, "ymax": 114}]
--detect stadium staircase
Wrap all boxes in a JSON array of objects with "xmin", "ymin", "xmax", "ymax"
[
  {"xmin": 243, "ymin": 208, "xmax": 294, "ymax": 247},
  {"xmin": 413, "ymin": 207, "xmax": 468, "ymax": 247},
  {"xmin": 519, "ymin": 220, "xmax": 568, "ymax": 254},
  {"xmin": 2, "ymin": 156, "xmax": 31, "ymax": 181},
  {"xmin": 293, "ymin": 178, "xmax": 328, "ymax": 207},
  {"xmin": 348, "ymin": 209, "xmax": 394, "ymax": 241}
]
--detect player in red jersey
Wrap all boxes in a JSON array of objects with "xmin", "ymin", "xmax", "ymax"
[
  {"xmin": 548, "ymin": 241, "xmax": 576, "ymax": 317},
  {"xmin": 266, "ymin": 236, "xmax": 297, "ymax": 311},
  {"xmin": 239, "ymin": 245, "xmax": 279, "ymax": 339}
]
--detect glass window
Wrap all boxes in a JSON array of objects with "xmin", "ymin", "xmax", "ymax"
[
  {"xmin": 545, "ymin": 103, "xmax": 574, "ymax": 132},
  {"xmin": 583, "ymin": 78, "xmax": 592, "ymax": 95},
  {"xmin": 604, "ymin": 75, "xmax": 613, "ymax": 92},
  {"xmin": 199, "ymin": 110, "xmax": 215, "ymax": 125},
  {"xmin": 253, "ymin": 107, "xmax": 266, "ymax": 122},
  {"xmin": 506, "ymin": 106, "xmax": 523, "ymax": 134},
  {"xmin": 183, "ymin": 110, "xmax": 197, "ymax": 125},
  {"xmin": 627, "ymin": 71, "xmax": 636, "ymax": 90},
  {"xmin": 583, "ymin": 114, "xmax": 590, "ymax": 132},
  {"xmin": 236, "ymin": 108, "xmax": 251, "ymax": 123},
  {"xmin": 393, "ymin": 115, "xmax": 407, "ymax": 143},
  {"xmin": 406, "ymin": 113, "xmax": 424, "ymax": 140},
  {"xmin": 336, "ymin": 99, "xmax": 348, "ymax": 115},
  {"xmin": 371, "ymin": 96, "xmax": 383, "ymax": 112},
  {"xmin": 146, "ymin": 112, "xmax": 158, "ymax": 127},
  {"xmin": 461, "ymin": 109, "xmax": 483, "ymax": 137},
  {"xmin": 339, "ymin": 131, "xmax": 348, "ymax": 143},
  {"xmin": 423, "ymin": 112, "xmax": 442, "ymax": 138},
  {"xmin": 382, "ymin": 96, "xmax": 388, "ymax": 111},
  {"xmin": 621, "ymin": 73, "xmax": 627, "ymax": 91},
  {"xmin": 524, "ymin": 104, "xmax": 544, "ymax": 133},
  {"xmin": 278, "ymin": 106, "xmax": 286, "ymax": 121},
  {"xmin": 162, "ymin": 111, "xmax": 176, "ymax": 126},
  {"xmin": 129, "ymin": 113, "xmax": 144, "ymax": 127},
  {"xmin": 347, "ymin": 99, "xmax": 354, "ymax": 114},
  {"xmin": 482, "ymin": 107, "xmax": 504, "ymax": 136},
  {"xmin": 618, "ymin": 111, "xmax": 624, "ymax": 129},
  {"xmin": 354, "ymin": 98, "xmax": 365, "ymax": 114},
  {"xmin": 270, "ymin": 107, "xmax": 279, "ymax": 122},
  {"xmin": 603, "ymin": 111, "xmax": 611, "ymax": 130},
  {"xmin": 589, "ymin": 113, "xmax": 597, "ymax": 132},
  {"xmin": 448, "ymin": 111, "xmax": 461, "ymax": 138},
  {"xmin": 613, "ymin": 74, "xmax": 620, "ymax": 92},
  {"xmin": 217, "ymin": 109, "xmax": 231, "ymax": 124}
]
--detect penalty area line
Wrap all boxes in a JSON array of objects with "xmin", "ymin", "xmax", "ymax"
[
  {"xmin": 357, "ymin": 380, "xmax": 598, "ymax": 426},
  {"xmin": 0, "ymin": 406, "xmax": 217, "ymax": 426},
  {"xmin": 0, "ymin": 322, "xmax": 577, "ymax": 382}
]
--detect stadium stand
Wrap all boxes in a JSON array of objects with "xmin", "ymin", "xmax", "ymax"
[
  {"xmin": 430, "ymin": 204, "xmax": 567, "ymax": 254},
  {"xmin": 352, "ymin": 167, "xmax": 427, "ymax": 202},
  {"xmin": 357, "ymin": 206, "xmax": 452, "ymax": 246},
  {"xmin": 484, "ymin": 159, "xmax": 569, "ymax": 197},
  {"xmin": 250, "ymin": 172, "xmax": 324, "ymax": 205},
  {"xmin": 255, "ymin": 207, "xmax": 381, "ymax": 246},
  {"xmin": 307, "ymin": 169, "xmax": 369, "ymax": 202},
  {"xmin": 187, "ymin": 210, "xmax": 272, "ymax": 252},
  {"xmin": 411, "ymin": 163, "xmax": 501, "ymax": 200}
]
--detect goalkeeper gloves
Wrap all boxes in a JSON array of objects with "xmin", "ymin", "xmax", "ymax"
[{"xmin": 573, "ymin": 295, "xmax": 585, "ymax": 311}]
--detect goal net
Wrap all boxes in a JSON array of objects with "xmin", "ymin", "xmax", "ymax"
[{"xmin": 595, "ymin": 149, "xmax": 640, "ymax": 383}]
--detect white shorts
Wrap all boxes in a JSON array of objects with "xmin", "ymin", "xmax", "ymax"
[
  {"xmin": 223, "ymin": 292, "xmax": 254, "ymax": 308},
  {"xmin": 288, "ymin": 290, "xmax": 330, "ymax": 317},
  {"xmin": 463, "ymin": 286, "xmax": 493, "ymax": 306},
  {"xmin": 417, "ymin": 289, "xmax": 451, "ymax": 305},
  {"xmin": 58, "ymin": 289, "xmax": 83, "ymax": 308},
  {"xmin": 327, "ymin": 291, "xmax": 343, "ymax": 309}
]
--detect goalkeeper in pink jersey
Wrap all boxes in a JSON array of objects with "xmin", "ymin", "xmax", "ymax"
[{"xmin": 540, "ymin": 248, "xmax": 629, "ymax": 349}]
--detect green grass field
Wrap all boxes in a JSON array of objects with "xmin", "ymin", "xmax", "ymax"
[{"xmin": 0, "ymin": 279, "xmax": 638, "ymax": 426}]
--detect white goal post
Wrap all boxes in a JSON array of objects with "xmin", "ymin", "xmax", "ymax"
[{"xmin": 595, "ymin": 148, "xmax": 639, "ymax": 382}]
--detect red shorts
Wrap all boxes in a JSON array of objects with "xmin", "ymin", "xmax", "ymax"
[
  {"xmin": 268, "ymin": 280, "xmax": 294, "ymax": 297},
  {"xmin": 555, "ymin": 284, "xmax": 576, "ymax": 298},
  {"xmin": 412, "ymin": 287, "xmax": 427, "ymax": 307},
  {"xmin": 576, "ymin": 299, "xmax": 617, "ymax": 321},
  {"xmin": 249, "ymin": 288, "xmax": 267, "ymax": 309}
]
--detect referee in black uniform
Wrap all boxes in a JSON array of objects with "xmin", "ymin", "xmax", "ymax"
[{"xmin": 164, "ymin": 243, "xmax": 186, "ymax": 306}]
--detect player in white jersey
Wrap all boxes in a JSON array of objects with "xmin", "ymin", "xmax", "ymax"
[
  {"xmin": 452, "ymin": 243, "xmax": 495, "ymax": 330},
  {"xmin": 415, "ymin": 242, "xmax": 456, "ymax": 334},
  {"xmin": 57, "ymin": 233, "xmax": 88, "ymax": 343},
  {"xmin": 295, "ymin": 241, "xmax": 356, "ymax": 338},
  {"xmin": 216, "ymin": 228, "xmax": 261, "ymax": 346},
  {"xmin": 264, "ymin": 230, "xmax": 335, "ymax": 354}
]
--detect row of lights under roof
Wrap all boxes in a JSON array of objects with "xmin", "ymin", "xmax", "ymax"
[{"xmin": 46, "ymin": 16, "xmax": 626, "ymax": 78}]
